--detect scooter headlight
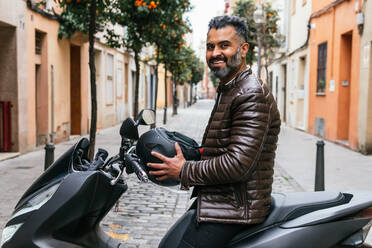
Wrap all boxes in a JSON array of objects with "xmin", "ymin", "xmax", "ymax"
[
  {"xmin": 1, "ymin": 224, "xmax": 23, "ymax": 247},
  {"xmin": 11, "ymin": 182, "xmax": 61, "ymax": 219},
  {"xmin": 0, "ymin": 182, "xmax": 61, "ymax": 246}
]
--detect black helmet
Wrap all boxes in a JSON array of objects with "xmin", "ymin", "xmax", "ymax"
[{"xmin": 136, "ymin": 128, "xmax": 201, "ymax": 186}]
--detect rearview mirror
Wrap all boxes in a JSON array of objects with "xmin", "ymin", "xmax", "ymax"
[
  {"xmin": 119, "ymin": 109, "xmax": 155, "ymax": 140},
  {"xmin": 120, "ymin": 118, "xmax": 139, "ymax": 140},
  {"xmin": 135, "ymin": 109, "xmax": 155, "ymax": 126}
]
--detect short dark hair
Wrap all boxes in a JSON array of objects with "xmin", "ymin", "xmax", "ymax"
[{"xmin": 208, "ymin": 15, "xmax": 248, "ymax": 43}]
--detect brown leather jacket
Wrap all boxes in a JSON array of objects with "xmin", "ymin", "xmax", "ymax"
[{"xmin": 180, "ymin": 67, "xmax": 281, "ymax": 224}]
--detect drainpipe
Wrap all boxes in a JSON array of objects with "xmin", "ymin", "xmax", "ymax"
[
  {"xmin": 287, "ymin": 0, "xmax": 348, "ymax": 57},
  {"xmin": 44, "ymin": 65, "xmax": 55, "ymax": 170}
]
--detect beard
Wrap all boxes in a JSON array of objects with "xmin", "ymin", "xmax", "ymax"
[{"xmin": 208, "ymin": 47, "xmax": 242, "ymax": 79}]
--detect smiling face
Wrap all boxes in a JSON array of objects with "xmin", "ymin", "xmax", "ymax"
[{"xmin": 206, "ymin": 25, "xmax": 249, "ymax": 83}]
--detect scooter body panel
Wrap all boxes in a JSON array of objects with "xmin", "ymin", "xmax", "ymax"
[
  {"xmin": 228, "ymin": 217, "xmax": 370, "ymax": 248},
  {"xmin": 3, "ymin": 170, "xmax": 127, "ymax": 248},
  {"xmin": 160, "ymin": 191, "xmax": 372, "ymax": 248},
  {"xmin": 282, "ymin": 191, "xmax": 372, "ymax": 228}
]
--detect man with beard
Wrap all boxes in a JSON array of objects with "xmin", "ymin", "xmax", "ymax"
[{"xmin": 149, "ymin": 15, "xmax": 281, "ymax": 247}]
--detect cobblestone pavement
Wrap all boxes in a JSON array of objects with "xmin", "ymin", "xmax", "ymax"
[
  {"xmin": 100, "ymin": 100, "xmax": 302, "ymax": 247},
  {"xmin": 0, "ymin": 99, "xmax": 301, "ymax": 247}
]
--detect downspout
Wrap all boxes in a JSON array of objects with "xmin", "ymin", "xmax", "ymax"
[{"xmin": 287, "ymin": 0, "xmax": 348, "ymax": 57}]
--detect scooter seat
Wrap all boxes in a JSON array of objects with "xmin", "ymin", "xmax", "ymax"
[{"xmin": 229, "ymin": 191, "xmax": 347, "ymax": 245}]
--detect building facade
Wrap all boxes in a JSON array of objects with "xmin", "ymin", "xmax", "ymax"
[
  {"xmin": 0, "ymin": 0, "xmax": 27, "ymax": 152},
  {"xmin": 358, "ymin": 0, "xmax": 372, "ymax": 154},
  {"xmin": 268, "ymin": 0, "xmax": 311, "ymax": 130},
  {"xmin": 308, "ymin": 0, "xmax": 362, "ymax": 150},
  {"xmin": 0, "ymin": 0, "xmax": 163, "ymax": 154}
]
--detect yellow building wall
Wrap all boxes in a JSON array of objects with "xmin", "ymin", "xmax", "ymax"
[{"xmin": 156, "ymin": 64, "xmax": 173, "ymax": 109}]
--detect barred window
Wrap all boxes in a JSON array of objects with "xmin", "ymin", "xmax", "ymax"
[
  {"xmin": 35, "ymin": 31, "xmax": 43, "ymax": 55},
  {"xmin": 317, "ymin": 42, "xmax": 327, "ymax": 93}
]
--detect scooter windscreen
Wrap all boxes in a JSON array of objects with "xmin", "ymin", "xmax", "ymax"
[{"xmin": 13, "ymin": 138, "xmax": 90, "ymax": 211}]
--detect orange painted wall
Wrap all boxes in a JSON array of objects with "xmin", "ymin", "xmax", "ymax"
[
  {"xmin": 26, "ymin": 9, "xmax": 70, "ymax": 148},
  {"xmin": 308, "ymin": 0, "xmax": 361, "ymax": 149},
  {"xmin": 26, "ymin": 7, "xmax": 90, "ymax": 149}
]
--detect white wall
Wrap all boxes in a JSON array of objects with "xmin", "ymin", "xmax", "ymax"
[{"xmin": 288, "ymin": 0, "xmax": 312, "ymax": 53}]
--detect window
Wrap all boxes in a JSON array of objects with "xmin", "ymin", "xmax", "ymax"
[
  {"xmin": 106, "ymin": 54, "xmax": 114, "ymax": 104},
  {"xmin": 317, "ymin": 42, "xmax": 327, "ymax": 93},
  {"xmin": 35, "ymin": 31, "xmax": 43, "ymax": 54},
  {"xmin": 116, "ymin": 67, "xmax": 123, "ymax": 98}
]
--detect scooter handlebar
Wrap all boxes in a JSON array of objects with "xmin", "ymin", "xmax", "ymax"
[{"xmin": 124, "ymin": 154, "xmax": 149, "ymax": 183}]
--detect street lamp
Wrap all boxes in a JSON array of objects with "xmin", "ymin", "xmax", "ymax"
[{"xmin": 254, "ymin": 4, "xmax": 264, "ymax": 79}]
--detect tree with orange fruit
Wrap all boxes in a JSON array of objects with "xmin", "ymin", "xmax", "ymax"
[
  {"xmin": 143, "ymin": 0, "xmax": 192, "ymax": 123},
  {"xmin": 166, "ymin": 45, "xmax": 200, "ymax": 115},
  {"xmin": 107, "ymin": 0, "xmax": 164, "ymax": 118},
  {"xmin": 233, "ymin": 0, "xmax": 281, "ymax": 85},
  {"xmin": 47, "ymin": 0, "xmax": 113, "ymax": 159},
  {"xmin": 107, "ymin": 0, "xmax": 192, "ymax": 120}
]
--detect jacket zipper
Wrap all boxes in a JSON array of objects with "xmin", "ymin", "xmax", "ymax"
[
  {"xmin": 201, "ymin": 91, "xmax": 222, "ymax": 145},
  {"xmin": 233, "ymin": 185, "xmax": 244, "ymax": 207}
]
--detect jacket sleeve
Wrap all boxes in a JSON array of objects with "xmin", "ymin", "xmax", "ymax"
[{"xmin": 180, "ymin": 88, "xmax": 272, "ymax": 190}]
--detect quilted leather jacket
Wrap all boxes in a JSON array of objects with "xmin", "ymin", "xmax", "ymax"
[{"xmin": 180, "ymin": 67, "xmax": 281, "ymax": 224}]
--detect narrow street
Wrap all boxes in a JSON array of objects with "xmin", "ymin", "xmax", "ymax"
[
  {"xmin": 0, "ymin": 99, "xmax": 300, "ymax": 247},
  {"xmin": 1, "ymin": 0, "xmax": 372, "ymax": 247}
]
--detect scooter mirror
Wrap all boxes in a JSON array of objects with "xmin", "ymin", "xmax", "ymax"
[
  {"xmin": 135, "ymin": 109, "xmax": 155, "ymax": 126},
  {"xmin": 120, "ymin": 118, "xmax": 139, "ymax": 140}
]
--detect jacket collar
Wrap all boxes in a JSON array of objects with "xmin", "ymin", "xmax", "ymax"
[{"xmin": 217, "ymin": 66, "xmax": 252, "ymax": 93}]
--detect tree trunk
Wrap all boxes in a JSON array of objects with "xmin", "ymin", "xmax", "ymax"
[
  {"xmin": 133, "ymin": 51, "xmax": 140, "ymax": 118},
  {"xmin": 88, "ymin": 0, "xmax": 97, "ymax": 160},
  {"xmin": 151, "ymin": 48, "xmax": 160, "ymax": 128},
  {"xmin": 189, "ymin": 83, "xmax": 193, "ymax": 106},
  {"xmin": 264, "ymin": 53, "xmax": 270, "ymax": 86},
  {"xmin": 163, "ymin": 66, "xmax": 168, "ymax": 125},
  {"xmin": 172, "ymin": 81, "xmax": 178, "ymax": 116}
]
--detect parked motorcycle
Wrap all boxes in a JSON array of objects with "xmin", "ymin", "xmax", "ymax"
[
  {"xmin": 0, "ymin": 110, "xmax": 154, "ymax": 248},
  {"xmin": 2, "ymin": 108, "xmax": 372, "ymax": 248}
]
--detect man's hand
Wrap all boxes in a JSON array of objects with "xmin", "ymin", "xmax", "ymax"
[{"xmin": 147, "ymin": 142, "xmax": 186, "ymax": 181}]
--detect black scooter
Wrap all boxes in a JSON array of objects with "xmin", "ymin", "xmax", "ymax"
[
  {"xmin": 2, "ymin": 109, "xmax": 372, "ymax": 248},
  {"xmin": 1, "ymin": 110, "xmax": 152, "ymax": 248}
]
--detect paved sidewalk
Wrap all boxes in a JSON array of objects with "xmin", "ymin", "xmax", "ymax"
[
  {"xmin": 276, "ymin": 125, "xmax": 372, "ymax": 192},
  {"xmin": 0, "ymin": 99, "xmax": 300, "ymax": 247},
  {"xmin": 4, "ymin": 99, "xmax": 372, "ymax": 247}
]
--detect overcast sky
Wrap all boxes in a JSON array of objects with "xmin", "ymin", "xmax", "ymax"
[{"xmin": 186, "ymin": 0, "xmax": 225, "ymax": 57}]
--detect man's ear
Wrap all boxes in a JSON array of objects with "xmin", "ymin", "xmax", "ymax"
[{"xmin": 241, "ymin": 43, "xmax": 249, "ymax": 58}]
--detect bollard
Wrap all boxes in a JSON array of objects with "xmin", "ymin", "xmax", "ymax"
[
  {"xmin": 163, "ymin": 107, "xmax": 167, "ymax": 125},
  {"xmin": 44, "ymin": 143, "xmax": 55, "ymax": 170},
  {"xmin": 314, "ymin": 140, "xmax": 325, "ymax": 191}
]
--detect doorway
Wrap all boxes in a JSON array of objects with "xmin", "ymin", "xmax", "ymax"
[
  {"xmin": 0, "ymin": 23, "xmax": 17, "ymax": 151},
  {"xmin": 282, "ymin": 64, "xmax": 287, "ymax": 123},
  {"xmin": 337, "ymin": 32, "xmax": 352, "ymax": 143},
  {"xmin": 35, "ymin": 30, "xmax": 48, "ymax": 146},
  {"xmin": 296, "ymin": 56, "xmax": 306, "ymax": 129}
]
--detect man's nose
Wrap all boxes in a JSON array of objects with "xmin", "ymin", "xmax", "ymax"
[{"xmin": 211, "ymin": 47, "xmax": 222, "ymax": 57}]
